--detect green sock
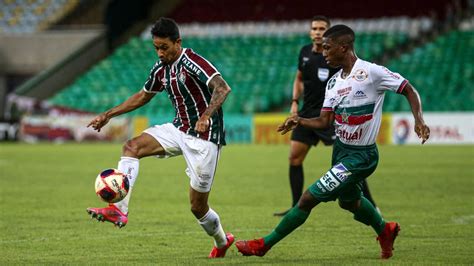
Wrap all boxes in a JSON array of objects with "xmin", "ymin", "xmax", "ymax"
[
  {"xmin": 352, "ymin": 196, "xmax": 386, "ymax": 235},
  {"xmin": 263, "ymin": 206, "xmax": 310, "ymax": 247}
]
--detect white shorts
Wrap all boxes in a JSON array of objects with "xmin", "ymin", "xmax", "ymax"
[{"xmin": 143, "ymin": 123, "xmax": 220, "ymax": 193}]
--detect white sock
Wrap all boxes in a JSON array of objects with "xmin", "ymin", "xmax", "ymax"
[
  {"xmin": 198, "ymin": 208, "xmax": 227, "ymax": 248},
  {"xmin": 113, "ymin": 156, "xmax": 139, "ymax": 214}
]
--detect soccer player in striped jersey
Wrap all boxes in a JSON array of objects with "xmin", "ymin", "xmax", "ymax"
[
  {"xmin": 86, "ymin": 17, "xmax": 234, "ymax": 258},
  {"xmin": 236, "ymin": 25, "xmax": 430, "ymax": 259}
]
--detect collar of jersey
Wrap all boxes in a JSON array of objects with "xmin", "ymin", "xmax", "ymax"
[
  {"xmin": 169, "ymin": 48, "xmax": 186, "ymax": 70},
  {"xmin": 339, "ymin": 58, "xmax": 361, "ymax": 80}
]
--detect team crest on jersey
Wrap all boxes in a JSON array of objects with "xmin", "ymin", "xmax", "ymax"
[
  {"xmin": 318, "ymin": 68, "xmax": 330, "ymax": 82},
  {"xmin": 353, "ymin": 69, "xmax": 368, "ymax": 81},
  {"xmin": 178, "ymin": 71, "xmax": 186, "ymax": 83},
  {"xmin": 341, "ymin": 108, "xmax": 349, "ymax": 123},
  {"xmin": 161, "ymin": 77, "xmax": 168, "ymax": 86}
]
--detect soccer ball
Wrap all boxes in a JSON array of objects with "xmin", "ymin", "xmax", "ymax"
[{"xmin": 95, "ymin": 169, "xmax": 129, "ymax": 203}]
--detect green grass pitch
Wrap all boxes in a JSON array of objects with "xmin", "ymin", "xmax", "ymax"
[{"xmin": 1, "ymin": 143, "xmax": 473, "ymax": 264}]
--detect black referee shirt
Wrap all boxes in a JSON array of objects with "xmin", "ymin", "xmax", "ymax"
[{"xmin": 298, "ymin": 44, "xmax": 340, "ymax": 118}]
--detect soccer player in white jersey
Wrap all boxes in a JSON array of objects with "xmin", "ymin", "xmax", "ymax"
[
  {"xmin": 236, "ymin": 25, "xmax": 430, "ymax": 259},
  {"xmin": 86, "ymin": 17, "xmax": 234, "ymax": 258}
]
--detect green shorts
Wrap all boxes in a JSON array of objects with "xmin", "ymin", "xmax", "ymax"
[{"xmin": 308, "ymin": 139, "xmax": 379, "ymax": 202}]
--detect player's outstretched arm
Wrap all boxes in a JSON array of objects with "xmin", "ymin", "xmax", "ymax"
[
  {"xmin": 87, "ymin": 90, "xmax": 155, "ymax": 132},
  {"xmin": 401, "ymin": 82, "xmax": 430, "ymax": 144},
  {"xmin": 277, "ymin": 114, "xmax": 299, "ymax": 135},
  {"xmin": 195, "ymin": 75, "xmax": 231, "ymax": 133},
  {"xmin": 277, "ymin": 111, "xmax": 334, "ymax": 135}
]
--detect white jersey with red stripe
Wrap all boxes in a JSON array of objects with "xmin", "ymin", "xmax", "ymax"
[{"xmin": 322, "ymin": 58, "xmax": 408, "ymax": 146}]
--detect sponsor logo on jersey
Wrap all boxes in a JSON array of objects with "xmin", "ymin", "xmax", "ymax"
[
  {"xmin": 319, "ymin": 172, "xmax": 341, "ymax": 191},
  {"xmin": 318, "ymin": 68, "xmax": 330, "ymax": 82},
  {"xmin": 337, "ymin": 86, "xmax": 352, "ymax": 96},
  {"xmin": 327, "ymin": 77, "xmax": 336, "ymax": 90},
  {"xmin": 353, "ymin": 69, "xmax": 368, "ymax": 81},
  {"xmin": 332, "ymin": 163, "xmax": 352, "ymax": 182},
  {"xmin": 181, "ymin": 57, "xmax": 203, "ymax": 76},
  {"xmin": 354, "ymin": 90, "xmax": 367, "ymax": 99},
  {"xmin": 336, "ymin": 128, "xmax": 363, "ymax": 141}
]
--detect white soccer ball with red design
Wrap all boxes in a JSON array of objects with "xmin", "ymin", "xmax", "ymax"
[{"xmin": 95, "ymin": 169, "xmax": 129, "ymax": 203}]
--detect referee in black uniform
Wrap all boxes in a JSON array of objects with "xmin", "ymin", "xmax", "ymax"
[{"xmin": 274, "ymin": 16, "xmax": 379, "ymax": 216}]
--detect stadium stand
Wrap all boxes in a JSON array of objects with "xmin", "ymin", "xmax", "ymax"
[
  {"xmin": 49, "ymin": 18, "xmax": 418, "ymax": 114},
  {"xmin": 384, "ymin": 28, "xmax": 473, "ymax": 112},
  {"xmin": 4, "ymin": 0, "xmax": 471, "ymax": 123},
  {"xmin": 0, "ymin": 0, "xmax": 79, "ymax": 33}
]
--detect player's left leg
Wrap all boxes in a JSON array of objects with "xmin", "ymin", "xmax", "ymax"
[
  {"xmin": 181, "ymin": 134, "xmax": 233, "ymax": 258},
  {"xmin": 113, "ymin": 132, "xmax": 167, "ymax": 214},
  {"xmin": 338, "ymin": 196, "xmax": 385, "ymax": 235}
]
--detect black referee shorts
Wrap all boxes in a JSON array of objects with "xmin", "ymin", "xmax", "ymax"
[{"xmin": 291, "ymin": 124, "xmax": 335, "ymax": 146}]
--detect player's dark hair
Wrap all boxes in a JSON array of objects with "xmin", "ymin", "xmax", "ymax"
[
  {"xmin": 323, "ymin": 24, "xmax": 355, "ymax": 48},
  {"xmin": 312, "ymin": 15, "xmax": 331, "ymax": 27},
  {"xmin": 151, "ymin": 17, "xmax": 180, "ymax": 41}
]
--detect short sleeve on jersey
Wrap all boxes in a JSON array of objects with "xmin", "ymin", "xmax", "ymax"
[
  {"xmin": 297, "ymin": 47, "xmax": 304, "ymax": 71},
  {"xmin": 143, "ymin": 62, "xmax": 165, "ymax": 93},
  {"xmin": 183, "ymin": 49, "xmax": 220, "ymax": 86},
  {"xmin": 371, "ymin": 64, "xmax": 408, "ymax": 94}
]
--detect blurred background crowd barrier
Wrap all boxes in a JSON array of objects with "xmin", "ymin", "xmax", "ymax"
[{"xmin": 1, "ymin": 0, "xmax": 472, "ymax": 144}]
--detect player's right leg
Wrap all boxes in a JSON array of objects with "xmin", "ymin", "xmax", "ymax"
[
  {"xmin": 179, "ymin": 134, "xmax": 233, "ymax": 258},
  {"xmin": 87, "ymin": 127, "xmax": 168, "ymax": 228},
  {"xmin": 236, "ymin": 190, "xmax": 319, "ymax": 256},
  {"xmin": 190, "ymin": 188, "xmax": 234, "ymax": 258}
]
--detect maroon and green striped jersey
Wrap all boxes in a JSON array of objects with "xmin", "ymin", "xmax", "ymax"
[{"xmin": 143, "ymin": 48, "xmax": 225, "ymax": 145}]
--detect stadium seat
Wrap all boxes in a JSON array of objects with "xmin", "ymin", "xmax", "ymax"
[
  {"xmin": 385, "ymin": 30, "xmax": 473, "ymax": 112},
  {"xmin": 50, "ymin": 27, "xmax": 411, "ymax": 114},
  {"xmin": 0, "ymin": 0, "xmax": 78, "ymax": 33}
]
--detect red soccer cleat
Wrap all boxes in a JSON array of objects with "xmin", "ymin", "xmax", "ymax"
[
  {"xmin": 86, "ymin": 204, "xmax": 128, "ymax": 228},
  {"xmin": 235, "ymin": 238, "xmax": 271, "ymax": 257},
  {"xmin": 377, "ymin": 221, "xmax": 400, "ymax": 259},
  {"xmin": 208, "ymin": 233, "xmax": 235, "ymax": 258}
]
